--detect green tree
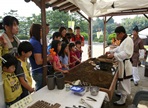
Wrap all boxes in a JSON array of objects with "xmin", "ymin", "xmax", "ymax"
[{"xmin": 121, "ymin": 16, "xmax": 148, "ymax": 34}]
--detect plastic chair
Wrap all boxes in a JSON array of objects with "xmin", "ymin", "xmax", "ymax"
[{"xmin": 128, "ymin": 90, "xmax": 148, "ymax": 108}]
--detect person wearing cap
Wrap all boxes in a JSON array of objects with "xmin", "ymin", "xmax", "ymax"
[
  {"xmin": 107, "ymin": 26, "xmax": 133, "ymax": 106},
  {"xmin": 131, "ymin": 26, "xmax": 144, "ymax": 86}
]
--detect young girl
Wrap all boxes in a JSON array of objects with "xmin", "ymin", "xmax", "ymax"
[
  {"xmin": 51, "ymin": 40, "xmax": 68, "ymax": 73},
  {"xmin": 69, "ymin": 43, "xmax": 81, "ymax": 68},
  {"xmin": 0, "ymin": 16, "xmax": 20, "ymax": 56},
  {"xmin": 75, "ymin": 41, "xmax": 83, "ymax": 65},
  {"xmin": 59, "ymin": 43, "xmax": 69, "ymax": 70}
]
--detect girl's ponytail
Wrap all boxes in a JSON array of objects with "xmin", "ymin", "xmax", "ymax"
[{"xmin": 0, "ymin": 22, "xmax": 4, "ymax": 30}]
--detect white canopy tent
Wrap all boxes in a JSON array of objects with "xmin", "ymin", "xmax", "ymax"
[
  {"xmin": 139, "ymin": 28, "xmax": 148, "ymax": 36},
  {"xmin": 67, "ymin": 0, "xmax": 148, "ymax": 17}
]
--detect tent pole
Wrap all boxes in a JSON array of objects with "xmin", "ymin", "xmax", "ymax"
[
  {"xmin": 103, "ymin": 16, "xmax": 107, "ymax": 54},
  {"xmin": 88, "ymin": 18, "xmax": 92, "ymax": 58},
  {"xmin": 76, "ymin": 11, "xmax": 91, "ymax": 58},
  {"xmin": 41, "ymin": 0, "xmax": 47, "ymax": 86},
  {"xmin": 76, "ymin": 11, "xmax": 89, "ymax": 22},
  {"xmin": 143, "ymin": 14, "xmax": 148, "ymax": 19},
  {"xmin": 106, "ymin": 16, "xmax": 113, "ymax": 23}
]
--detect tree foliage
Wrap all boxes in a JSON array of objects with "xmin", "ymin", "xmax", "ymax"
[
  {"xmin": 1, "ymin": 10, "xmax": 147, "ymax": 42},
  {"xmin": 121, "ymin": 16, "xmax": 148, "ymax": 34}
]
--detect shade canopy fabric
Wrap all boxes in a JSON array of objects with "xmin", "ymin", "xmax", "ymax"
[
  {"xmin": 67, "ymin": 0, "xmax": 148, "ymax": 17},
  {"xmin": 139, "ymin": 28, "xmax": 148, "ymax": 36}
]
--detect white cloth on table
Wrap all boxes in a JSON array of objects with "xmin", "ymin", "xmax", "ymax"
[{"xmin": 25, "ymin": 86, "xmax": 109, "ymax": 108}]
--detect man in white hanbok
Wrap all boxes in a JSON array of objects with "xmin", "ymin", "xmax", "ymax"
[{"xmin": 107, "ymin": 26, "xmax": 134, "ymax": 106}]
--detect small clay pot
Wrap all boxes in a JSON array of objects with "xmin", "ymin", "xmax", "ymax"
[
  {"xmin": 54, "ymin": 72, "xmax": 63, "ymax": 77},
  {"xmin": 90, "ymin": 86, "xmax": 99, "ymax": 96},
  {"xmin": 55, "ymin": 73, "xmax": 65, "ymax": 90},
  {"xmin": 46, "ymin": 75, "xmax": 55, "ymax": 90}
]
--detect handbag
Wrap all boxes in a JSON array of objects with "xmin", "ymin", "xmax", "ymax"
[{"xmin": 139, "ymin": 49, "xmax": 145, "ymax": 60}]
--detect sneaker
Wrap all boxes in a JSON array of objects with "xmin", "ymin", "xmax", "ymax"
[
  {"xmin": 115, "ymin": 92, "xmax": 122, "ymax": 97},
  {"xmin": 114, "ymin": 101, "xmax": 125, "ymax": 106},
  {"xmin": 130, "ymin": 78, "xmax": 133, "ymax": 81},
  {"xmin": 134, "ymin": 82, "xmax": 138, "ymax": 86},
  {"xmin": 113, "ymin": 95, "xmax": 126, "ymax": 106}
]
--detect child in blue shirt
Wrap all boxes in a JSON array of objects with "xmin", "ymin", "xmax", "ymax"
[{"xmin": 59, "ymin": 43, "xmax": 69, "ymax": 70}]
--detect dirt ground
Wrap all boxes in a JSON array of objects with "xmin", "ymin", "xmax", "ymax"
[{"xmin": 102, "ymin": 66, "xmax": 148, "ymax": 108}]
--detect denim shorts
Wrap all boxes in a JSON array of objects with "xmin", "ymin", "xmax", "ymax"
[{"xmin": 32, "ymin": 72, "xmax": 43, "ymax": 91}]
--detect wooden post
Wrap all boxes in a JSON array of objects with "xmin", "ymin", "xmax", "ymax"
[
  {"xmin": 143, "ymin": 14, "xmax": 148, "ymax": 19},
  {"xmin": 88, "ymin": 18, "xmax": 92, "ymax": 58},
  {"xmin": 103, "ymin": 16, "xmax": 107, "ymax": 54},
  {"xmin": 40, "ymin": 0, "xmax": 47, "ymax": 86}
]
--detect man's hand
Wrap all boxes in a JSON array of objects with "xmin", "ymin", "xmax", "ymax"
[
  {"xmin": 63, "ymin": 70, "xmax": 69, "ymax": 73},
  {"xmin": 29, "ymin": 88, "xmax": 35, "ymax": 93},
  {"xmin": 107, "ymin": 53, "xmax": 114, "ymax": 59},
  {"xmin": 106, "ymin": 51, "xmax": 111, "ymax": 55}
]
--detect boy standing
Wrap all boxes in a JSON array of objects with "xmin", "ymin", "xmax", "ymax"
[
  {"xmin": 17, "ymin": 41, "xmax": 34, "ymax": 98},
  {"xmin": 2, "ymin": 54, "xmax": 22, "ymax": 106}
]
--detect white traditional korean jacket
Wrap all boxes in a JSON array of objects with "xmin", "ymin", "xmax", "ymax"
[{"xmin": 110, "ymin": 36, "xmax": 134, "ymax": 80}]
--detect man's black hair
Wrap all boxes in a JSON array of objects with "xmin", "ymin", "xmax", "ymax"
[
  {"xmin": 115, "ymin": 26, "xmax": 126, "ymax": 34},
  {"xmin": 75, "ymin": 26, "xmax": 80, "ymax": 30},
  {"xmin": 2, "ymin": 53, "xmax": 18, "ymax": 68},
  {"xmin": 75, "ymin": 40, "xmax": 81, "ymax": 45},
  {"xmin": 133, "ymin": 26, "xmax": 139, "ymax": 32},
  {"xmin": 46, "ymin": 23, "xmax": 49, "ymax": 26},
  {"xmin": 18, "ymin": 41, "xmax": 33, "ymax": 56},
  {"xmin": 69, "ymin": 43, "xmax": 75, "ymax": 50},
  {"xmin": 52, "ymin": 32, "xmax": 61, "ymax": 40}
]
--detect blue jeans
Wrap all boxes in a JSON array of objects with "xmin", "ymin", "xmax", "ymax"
[{"xmin": 32, "ymin": 72, "xmax": 43, "ymax": 91}]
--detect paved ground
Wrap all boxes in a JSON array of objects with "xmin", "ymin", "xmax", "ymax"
[{"xmin": 102, "ymin": 66, "xmax": 148, "ymax": 108}]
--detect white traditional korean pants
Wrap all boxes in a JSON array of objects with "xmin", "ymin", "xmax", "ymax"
[
  {"xmin": 132, "ymin": 66, "xmax": 140, "ymax": 83},
  {"xmin": 117, "ymin": 79, "xmax": 131, "ymax": 103},
  {"xmin": 118, "ymin": 79, "xmax": 131, "ymax": 96}
]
